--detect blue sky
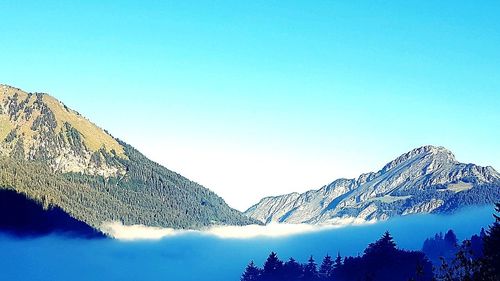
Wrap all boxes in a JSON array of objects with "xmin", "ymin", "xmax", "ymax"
[{"xmin": 1, "ymin": 1, "xmax": 499, "ymax": 210}]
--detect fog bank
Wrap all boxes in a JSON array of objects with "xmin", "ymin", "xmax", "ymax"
[
  {"xmin": 101, "ymin": 217, "xmax": 374, "ymax": 240},
  {"xmin": 0, "ymin": 206, "xmax": 495, "ymax": 281}
]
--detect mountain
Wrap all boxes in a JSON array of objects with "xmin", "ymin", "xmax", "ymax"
[
  {"xmin": 0, "ymin": 84, "xmax": 256, "ymax": 236},
  {"xmin": 245, "ymin": 145, "xmax": 500, "ymax": 224}
]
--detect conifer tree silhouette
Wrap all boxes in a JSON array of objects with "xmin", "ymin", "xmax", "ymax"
[
  {"xmin": 334, "ymin": 253, "xmax": 342, "ymax": 269},
  {"xmin": 480, "ymin": 202, "xmax": 500, "ymax": 280},
  {"xmin": 283, "ymin": 257, "xmax": 303, "ymax": 281},
  {"xmin": 364, "ymin": 231, "xmax": 396, "ymax": 256},
  {"xmin": 303, "ymin": 255, "xmax": 318, "ymax": 281},
  {"xmin": 319, "ymin": 254, "xmax": 333, "ymax": 280},
  {"xmin": 261, "ymin": 252, "xmax": 284, "ymax": 281},
  {"xmin": 444, "ymin": 229, "xmax": 458, "ymax": 247},
  {"xmin": 241, "ymin": 261, "xmax": 261, "ymax": 281}
]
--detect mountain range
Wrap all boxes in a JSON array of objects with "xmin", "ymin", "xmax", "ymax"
[
  {"xmin": 245, "ymin": 145, "xmax": 500, "ymax": 224},
  {"xmin": 1, "ymin": 83, "xmax": 499, "ymax": 237},
  {"xmin": 0, "ymin": 84, "xmax": 256, "ymax": 236}
]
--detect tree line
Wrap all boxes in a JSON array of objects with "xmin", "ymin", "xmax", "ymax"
[{"xmin": 241, "ymin": 203, "xmax": 500, "ymax": 281}]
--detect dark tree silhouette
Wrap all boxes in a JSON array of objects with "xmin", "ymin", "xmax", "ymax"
[
  {"xmin": 333, "ymin": 232, "xmax": 433, "ymax": 281},
  {"xmin": 480, "ymin": 202, "xmax": 500, "ymax": 280},
  {"xmin": 436, "ymin": 239, "xmax": 482, "ymax": 281},
  {"xmin": 302, "ymin": 256, "xmax": 318, "ymax": 281},
  {"xmin": 469, "ymin": 229, "xmax": 485, "ymax": 259},
  {"xmin": 422, "ymin": 230, "xmax": 458, "ymax": 264},
  {"xmin": 284, "ymin": 258, "xmax": 303, "ymax": 281},
  {"xmin": 319, "ymin": 254, "xmax": 333, "ymax": 280},
  {"xmin": 364, "ymin": 231, "xmax": 397, "ymax": 256},
  {"xmin": 239, "ymin": 203, "xmax": 500, "ymax": 281},
  {"xmin": 432, "ymin": 203, "xmax": 500, "ymax": 281},
  {"xmin": 334, "ymin": 253, "xmax": 342, "ymax": 269},
  {"xmin": 444, "ymin": 229, "xmax": 458, "ymax": 247},
  {"xmin": 261, "ymin": 252, "xmax": 284, "ymax": 281},
  {"xmin": 241, "ymin": 261, "xmax": 261, "ymax": 281}
]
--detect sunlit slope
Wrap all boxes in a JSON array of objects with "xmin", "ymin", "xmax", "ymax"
[
  {"xmin": 0, "ymin": 84, "xmax": 256, "ymax": 231},
  {"xmin": 0, "ymin": 85, "xmax": 126, "ymax": 177}
]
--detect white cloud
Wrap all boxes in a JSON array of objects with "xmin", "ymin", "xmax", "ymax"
[
  {"xmin": 100, "ymin": 222, "xmax": 191, "ymax": 240},
  {"xmin": 101, "ymin": 217, "xmax": 376, "ymax": 241}
]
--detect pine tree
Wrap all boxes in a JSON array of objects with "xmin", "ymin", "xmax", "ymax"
[
  {"xmin": 262, "ymin": 252, "xmax": 283, "ymax": 281},
  {"xmin": 470, "ymin": 232, "xmax": 484, "ymax": 259},
  {"xmin": 444, "ymin": 229, "xmax": 458, "ymax": 247},
  {"xmin": 364, "ymin": 231, "xmax": 397, "ymax": 256},
  {"xmin": 334, "ymin": 253, "xmax": 342, "ymax": 269},
  {"xmin": 241, "ymin": 261, "xmax": 261, "ymax": 281},
  {"xmin": 284, "ymin": 257, "xmax": 303, "ymax": 281},
  {"xmin": 303, "ymin": 255, "xmax": 318, "ymax": 281},
  {"xmin": 319, "ymin": 254, "xmax": 333, "ymax": 280},
  {"xmin": 480, "ymin": 202, "xmax": 500, "ymax": 280},
  {"xmin": 436, "ymin": 203, "xmax": 500, "ymax": 281}
]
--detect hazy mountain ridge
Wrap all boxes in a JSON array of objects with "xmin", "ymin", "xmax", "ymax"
[
  {"xmin": 0, "ymin": 84, "xmax": 256, "ymax": 233},
  {"xmin": 245, "ymin": 146, "xmax": 500, "ymax": 224}
]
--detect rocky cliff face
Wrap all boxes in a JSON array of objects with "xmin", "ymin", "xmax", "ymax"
[
  {"xmin": 0, "ymin": 84, "xmax": 126, "ymax": 177},
  {"xmin": 245, "ymin": 145, "xmax": 500, "ymax": 224}
]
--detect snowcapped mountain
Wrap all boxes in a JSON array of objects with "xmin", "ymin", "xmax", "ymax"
[{"xmin": 245, "ymin": 145, "xmax": 500, "ymax": 224}]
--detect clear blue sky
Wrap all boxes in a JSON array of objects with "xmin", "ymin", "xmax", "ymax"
[{"xmin": 1, "ymin": 1, "xmax": 499, "ymax": 210}]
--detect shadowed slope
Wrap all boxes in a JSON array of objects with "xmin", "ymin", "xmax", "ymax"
[{"xmin": 0, "ymin": 189, "xmax": 104, "ymax": 238}]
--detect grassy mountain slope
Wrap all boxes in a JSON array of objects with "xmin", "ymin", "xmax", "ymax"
[{"xmin": 0, "ymin": 84, "xmax": 256, "ymax": 231}]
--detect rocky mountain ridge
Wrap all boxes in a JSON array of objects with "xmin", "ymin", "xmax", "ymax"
[
  {"xmin": 245, "ymin": 145, "xmax": 500, "ymax": 224},
  {"xmin": 0, "ymin": 84, "xmax": 126, "ymax": 177}
]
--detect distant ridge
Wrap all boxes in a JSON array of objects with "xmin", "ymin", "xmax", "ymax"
[{"xmin": 245, "ymin": 145, "xmax": 500, "ymax": 224}]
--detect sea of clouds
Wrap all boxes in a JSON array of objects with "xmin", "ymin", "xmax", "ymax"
[
  {"xmin": 100, "ymin": 216, "xmax": 375, "ymax": 240},
  {"xmin": 0, "ymin": 206, "xmax": 495, "ymax": 281}
]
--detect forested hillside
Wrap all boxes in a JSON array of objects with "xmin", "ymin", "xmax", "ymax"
[{"xmin": 0, "ymin": 84, "xmax": 256, "ymax": 233}]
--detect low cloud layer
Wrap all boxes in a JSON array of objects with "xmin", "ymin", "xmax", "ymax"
[
  {"xmin": 101, "ymin": 217, "xmax": 375, "ymax": 240},
  {"xmin": 1, "ymin": 206, "xmax": 496, "ymax": 281}
]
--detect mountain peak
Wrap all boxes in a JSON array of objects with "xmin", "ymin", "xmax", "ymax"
[
  {"xmin": 416, "ymin": 145, "xmax": 454, "ymax": 156},
  {"xmin": 1, "ymin": 83, "xmax": 257, "ymax": 232},
  {"xmin": 0, "ymin": 84, "xmax": 127, "ymax": 177},
  {"xmin": 1, "ymin": 84, "xmax": 20, "ymax": 91},
  {"xmin": 380, "ymin": 145, "xmax": 456, "ymax": 174},
  {"xmin": 245, "ymin": 145, "xmax": 499, "ymax": 224}
]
